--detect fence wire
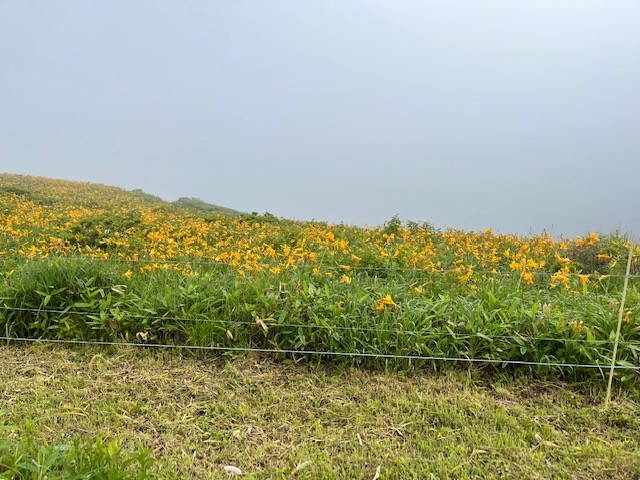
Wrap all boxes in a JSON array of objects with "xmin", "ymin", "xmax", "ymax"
[
  {"xmin": 1, "ymin": 252, "xmax": 638, "ymax": 373},
  {"xmin": 2, "ymin": 336, "xmax": 637, "ymax": 371},
  {"xmin": 2, "ymin": 306, "xmax": 639, "ymax": 346}
]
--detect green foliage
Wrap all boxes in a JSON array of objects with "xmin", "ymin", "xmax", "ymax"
[
  {"xmin": 239, "ymin": 211, "xmax": 283, "ymax": 225},
  {"xmin": 172, "ymin": 197, "xmax": 242, "ymax": 216},
  {"xmin": 0, "ymin": 186, "xmax": 34, "ymax": 200},
  {"xmin": 130, "ymin": 189, "xmax": 164, "ymax": 205},
  {"xmin": 382, "ymin": 214, "xmax": 403, "ymax": 236},
  {"xmin": 0, "ymin": 422, "xmax": 155, "ymax": 479},
  {"xmin": 564, "ymin": 232, "xmax": 639, "ymax": 276},
  {"xmin": 383, "ymin": 215, "xmax": 437, "ymax": 236},
  {"xmin": 1, "ymin": 258, "xmax": 126, "ymax": 340},
  {"xmin": 66, "ymin": 213, "xmax": 142, "ymax": 248},
  {"xmin": 1, "ymin": 257, "xmax": 638, "ymax": 384}
]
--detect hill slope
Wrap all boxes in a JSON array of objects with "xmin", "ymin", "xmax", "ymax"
[
  {"xmin": 0, "ymin": 173, "xmax": 240, "ymax": 214},
  {"xmin": 0, "ymin": 171, "xmax": 638, "ymax": 381},
  {"xmin": 1, "ymin": 175, "xmax": 639, "ymax": 480}
]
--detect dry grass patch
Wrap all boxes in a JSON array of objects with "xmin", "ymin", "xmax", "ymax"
[{"xmin": 1, "ymin": 344, "xmax": 639, "ymax": 479}]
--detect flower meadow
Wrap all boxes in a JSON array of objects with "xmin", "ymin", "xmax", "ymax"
[{"xmin": 1, "ymin": 173, "xmax": 639, "ymax": 380}]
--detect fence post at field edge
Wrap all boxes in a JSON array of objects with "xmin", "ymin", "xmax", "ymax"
[{"xmin": 605, "ymin": 235, "xmax": 636, "ymax": 407}]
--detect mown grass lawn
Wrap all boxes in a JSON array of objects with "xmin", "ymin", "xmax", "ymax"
[{"xmin": 1, "ymin": 344, "xmax": 638, "ymax": 479}]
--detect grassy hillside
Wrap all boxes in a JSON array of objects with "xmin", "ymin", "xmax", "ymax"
[
  {"xmin": 172, "ymin": 196, "xmax": 243, "ymax": 216},
  {"xmin": 0, "ymin": 173, "xmax": 241, "ymax": 213},
  {"xmin": 0, "ymin": 173, "xmax": 639, "ymax": 379},
  {"xmin": 1, "ymin": 173, "xmax": 639, "ymax": 479},
  {"xmin": 0, "ymin": 173, "xmax": 168, "ymax": 208}
]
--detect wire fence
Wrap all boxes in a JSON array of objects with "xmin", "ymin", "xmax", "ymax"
[
  {"xmin": 1, "ymin": 335, "xmax": 632, "ymax": 371},
  {"xmin": 2, "ymin": 306, "xmax": 639, "ymax": 347},
  {"xmin": 1, "ymin": 248, "xmax": 639, "ymax": 387}
]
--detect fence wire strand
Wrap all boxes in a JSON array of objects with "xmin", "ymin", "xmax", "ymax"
[
  {"xmin": 2, "ymin": 306, "xmax": 639, "ymax": 346},
  {"xmin": 2, "ymin": 336, "xmax": 637, "ymax": 371},
  {"xmin": 1, "ymin": 252, "xmax": 638, "ymax": 373}
]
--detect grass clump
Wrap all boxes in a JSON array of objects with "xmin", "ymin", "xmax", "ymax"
[
  {"xmin": 1, "ymin": 258, "xmax": 124, "ymax": 340},
  {"xmin": 0, "ymin": 427, "xmax": 155, "ymax": 479}
]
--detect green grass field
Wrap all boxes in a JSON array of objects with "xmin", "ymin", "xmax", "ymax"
[{"xmin": 1, "ymin": 344, "xmax": 639, "ymax": 479}]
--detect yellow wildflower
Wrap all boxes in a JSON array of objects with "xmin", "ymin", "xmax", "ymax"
[
  {"xmin": 376, "ymin": 294, "xmax": 396, "ymax": 310},
  {"xmin": 522, "ymin": 273, "xmax": 534, "ymax": 284}
]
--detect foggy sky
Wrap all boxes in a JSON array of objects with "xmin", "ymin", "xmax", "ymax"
[{"xmin": 1, "ymin": 1, "xmax": 639, "ymax": 237}]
